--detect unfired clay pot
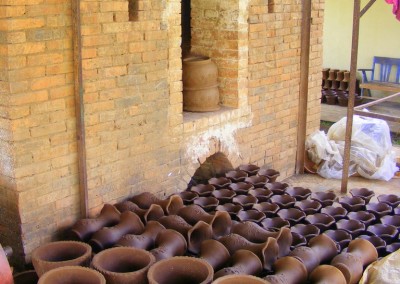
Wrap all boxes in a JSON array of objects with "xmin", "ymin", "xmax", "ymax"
[
  {"xmin": 175, "ymin": 191, "xmax": 199, "ymax": 205},
  {"xmin": 358, "ymin": 235, "xmax": 386, "ymax": 256},
  {"xmin": 215, "ymin": 203, "xmax": 243, "ymax": 219},
  {"xmin": 381, "ymin": 214, "xmax": 400, "ymax": 229},
  {"xmin": 147, "ymin": 256, "xmax": 214, "ymax": 284},
  {"xmin": 324, "ymin": 229, "xmax": 352, "ymax": 251},
  {"xmin": 336, "ymin": 219, "xmax": 365, "ymax": 237},
  {"xmin": 228, "ymin": 182, "xmax": 254, "ymax": 195},
  {"xmin": 260, "ymin": 217, "xmax": 290, "ymax": 231},
  {"xmin": 213, "ymin": 250, "xmax": 262, "ymax": 279},
  {"xmin": 193, "ymin": 196, "xmax": 220, "ymax": 212},
  {"xmin": 116, "ymin": 220, "xmax": 165, "ymax": 250},
  {"xmin": 309, "ymin": 265, "xmax": 347, "ymax": 284},
  {"xmin": 265, "ymin": 182, "xmax": 289, "ymax": 195},
  {"xmin": 232, "ymin": 195, "xmax": 258, "ymax": 210},
  {"xmin": 365, "ymin": 202, "xmax": 392, "ymax": 219},
  {"xmin": 237, "ymin": 209, "xmax": 266, "ymax": 223},
  {"xmin": 211, "ymin": 188, "xmax": 236, "ymax": 204},
  {"xmin": 89, "ymin": 211, "xmax": 144, "ymax": 252},
  {"xmin": 377, "ymin": 194, "xmax": 400, "ymax": 208},
  {"xmin": 269, "ymin": 195, "xmax": 296, "ymax": 209},
  {"xmin": 257, "ymin": 168, "xmax": 280, "ymax": 182},
  {"xmin": 92, "ymin": 247, "xmax": 155, "ymax": 284},
  {"xmin": 238, "ymin": 164, "xmax": 260, "ymax": 176},
  {"xmin": 115, "ymin": 201, "xmax": 164, "ymax": 224},
  {"xmin": 290, "ymin": 232, "xmax": 307, "ymax": 249},
  {"xmin": 284, "ymin": 187, "xmax": 311, "ymax": 201},
  {"xmin": 212, "ymin": 275, "xmax": 270, "ymax": 284},
  {"xmin": 263, "ymin": 256, "xmax": 307, "ymax": 284},
  {"xmin": 225, "ymin": 170, "xmax": 248, "ymax": 183},
  {"xmin": 150, "ymin": 229, "xmax": 187, "ymax": 261},
  {"xmin": 248, "ymin": 188, "xmax": 273, "ymax": 202},
  {"xmin": 38, "ymin": 266, "xmax": 105, "ymax": 284},
  {"xmin": 310, "ymin": 191, "xmax": 337, "ymax": 207},
  {"xmin": 191, "ymin": 184, "xmax": 215, "ymax": 197},
  {"xmin": 277, "ymin": 208, "xmax": 306, "ymax": 226},
  {"xmin": 321, "ymin": 205, "xmax": 348, "ymax": 221},
  {"xmin": 366, "ymin": 223, "xmax": 398, "ymax": 242},
  {"xmin": 346, "ymin": 211, "xmax": 376, "ymax": 226},
  {"xmin": 130, "ymin": 192, "xmax": 184, "ymax": 215},
  {"xmin": 290, "ymin": 224, "xmax": 320, "ymax": 242},
  {"xmin": 338, "ymin": 196, "xmax": 365, "ymax": 212},
  {"xmin": 208, "ymin": 177, "xmax": 231, "ymax": 189},
  {"xmin": 304, "ymin": 213, "xmax": 335, "ymax": 232},
  {"xmin": 32, "ymin": 241, "xmax": 92, "ymax": 277},
  {"xmin": 244, "ymin": 175, "xmax": 268, "ymax": 188},
  {"xmin": 252, "ymin": 202, "xmax": 279, "ymax": 217},
  {"xmin": 349, "ymin": 188, "xmax": 375, "ymax": 204},
  {"xmin": 200, "ymin": 239, "xmax": 230, "ymax": 271},
  {"xmin": 294, "ymin": 199, "xmax": 322, "ymax": 215},
  {"xmin": 69, "ymin": 204, "xmax": 120, "ymax": 241}
]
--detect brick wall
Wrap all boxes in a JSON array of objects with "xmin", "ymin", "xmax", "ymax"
[{"xmin": 0, "ymin": 0, "xmax": 324, "ymax": 265}]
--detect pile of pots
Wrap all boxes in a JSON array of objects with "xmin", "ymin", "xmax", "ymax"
[{"xmin": 26, "ymin": 164, "xmax": 400, "ymax": 284}]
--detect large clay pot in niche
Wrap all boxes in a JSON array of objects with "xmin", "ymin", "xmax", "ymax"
[
  {"xmin": 38, "ymin": 266, "xmax": 105, "ymax": 284},
  {"xmin": 147, "ymin": 256, "xmax": 214, "ymax": 284},
  {"xmin": 213, "ymin": 250, "xmax": 263, "ymax": 279},
  {"xmin": 92, "ymin": 247, "xmax": 155, "ymax": 284},
  {"xmin": 182, "ymin": 55, "xmax": 220, "ymax": 112},
  {"xmin": 32, "ymin": 241, "xmax": 92, "ymax": 277},
  {"xmin": 116, "ymin": 221, "xmax": 165, "ymax": 250}
]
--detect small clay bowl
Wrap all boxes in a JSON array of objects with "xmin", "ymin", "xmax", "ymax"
[
  {"xmin": 244, "ymin": 175, "xmax": 268, "ymax": 188},
  {"xmin": 381, "ymin": 215, "xmax": 400, "ymax": 231},
  {"xmin": 321, "ymin": 205, "xmax": 348, "ymax": 221},
  {"xmin": 290, "ymin": 232, "xmax": 307, "ymax": 249},
  {"xmin": 252, "ymin": 202, "xmax": 280, "ymax": 217},
  {"xmin": 366, "ymin": 224, "xmax": 398, "ymax": 243},
  {"xmin": 291, "ymin": 224, "xmax": 320, "ymax": 242},
  {"xmin": 237, "ymin": 164, "xmax": 260, "ymax": 176},
  {"xmin": 349, "ymin": 188, "xmax": 375, "ymax": 204},
  {"xmin": 305, "ymin": 213, "xmax": 335, "ymax": 232},
  {"xmin": 232, "ymin": 195, "xmax": 258, "ymax": 210},
  {"xmin": 366, "ymin": 202, "xmax": 392, "ymax": 219},
  {"xmin": 225, "ymin": 170, "xmax": 248, "ymax": 183},
  {"xmin": 190, "ymin": 184, "xmax": 215, "ymax": 197},
  {"xmin": 284, "ymin": 187, "xmax": 312, "ymax": 201},
  {"xmin": 377, "ymin": 194, "xmax": 400, "ymax": 208},
  {"xmin": 310, "ymin": 191, "xmax": 337, "ymax": 207},
  {"xmin": 270, "ymin": 195, "xmax": 296, "ymax": 209},
  {"xmin": 336, "ymin": 219, "xmax": 365, "ymax": 238},
  {"xmin": 237, "ymin": 209, "xmax": 266, "ymax": 223},
  {"xmin": 324, "ymin": 229, "xmax": 352, "ymax": 252},
  {"xmin": 248, "ymin": 188, "xmax": 273, "ymax": 202},
  {"xmin": 346, "ymin": 211, "xmax": 376, "ymax": 227},
  {"xmin": 260, "ymin": 217, "xmax": 290, "ymax": 232},
  {"xmin": 193, "ymin": 196, "xmax": 219, "ymax": 212},
  {"xmin": 257, "ymin": 168, "xmax": 280, "ymax": 183},
  {"xmin": 265, "ymin": 182, "xmax": 289, "ymax": 195},
  {"xmin": 211, "ymin": 188, "xmax": 236, "ymax": 204},
  {"xmin": 338, "ymin": 196, "xmax": 365, "ymax": 212},
  {"xmin": 358, "ymin": 235, "xmax": 387, "ymax": 256},
  {"xmin": 228, "ymin": 182, "xmax": 254, "ymax": 195},
  {"xmin": 177, "ymin": 191, "xmax": 199, "ymax": 205},
  {"xmin": 294, "ymin": 200, "xmax": 322, "ymax": 215},
  {"xmin": 277, "ymin": 208, "xmax": 306, "ymax": 226},
  {"xmin": 208, "ymin": 177, "xmax": 231, "ymax": 189},
  {"xmin": 386, "ymin": 242, "xmax": 400, "ymax": 254},
  {"xmin": 216, "ymin": 203, "xmax": 243, "ymax": 219}
]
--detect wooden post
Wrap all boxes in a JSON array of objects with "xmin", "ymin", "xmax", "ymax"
[
  {"xmin": 296, "ymin": 0, "xmax": 312, "ymax": 174},
  {"xmin": 72, "ymin": 0, "xmax": 89, "ymax": 218},
  {"xmin": 341, "ymin": 0, "xmax": 361, "ymax": 194}
]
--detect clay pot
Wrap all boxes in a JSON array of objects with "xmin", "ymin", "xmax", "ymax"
[
  {"xmin": 178, "ymin": 205, "xmax": 232, "ymax": 238},
  {"xmin": 284, "ymin": 187, "xmax": 311, "ymax": 201},
  {"xmin": 70, "ymin": 204, "xmax": 120, "ymax": 241},
  {"xmin": 385, "ymin": 242, "xmax": 400, "ymax": 254},
  {"xmin": 346, "ymin": 211, "xmax": 376, "ymax": 226},
  {"xmin": 304, "ymin": 213, "xmax": 336, "ymax": 232},
  {"xmin": 13, "ymin": 270, "xmax": 39, "ymax": 284},
  {"xmin": 290, "ymin": 224, "xmax": 320, "ymax": 242},
  {"xmin": 337, "ymin": 95, "xmax": 348, "ymax": 107},
  {"xmin": 215, "ymin": 203, "xmax": 243, "ymax": 219},
  {"xmin": 322, "ymin": 68, "xmax": 330, "ymax": 80},
  {"xmin": 150, "ymin": 229, "xmax": 187, "ymax": 261},
  {"xmin": 211, "ymin": 188, "xmax": 236, "ymax": 204},
  {"xmin": 176, "ymin": 191, "xmax": 199, "ymax": 205},
  {"xmin": 214, "ymin": 250, "xmax": 262, "ymax": 279},
  {"xmin": 269, "ymin": 195, "xmax": 296, "ymax": 209},
  {"xmin": 191, "ymin": 184, "xmax": 216, "ymax": 197},
  {"xmin": 252, "ymin": 202, "xmax": 280, "ymax": 217},
  {"xmin": 193, "ymin": 196, "xmax": 219, "ymax": 212},
  {"xmin": 338, "ymin": 196, "xmax": 365, "ymax": 212},
  {"xmin": 89, "ymin": 211, "xmax": 144, "ymax": 252},
  {"xmin": 116, "ymin": 220, "xmax": 165, "ymax": 250},
  {"xmin": 366, "ymin": 223, "xmax": 398, "ymax": 243},
  {"xmin": 381, "ymin": 214, "xmax": 400, "ymax": 230},
  {"xmin": 38, "ymin": 266, "xmax": 105, "ymax": 284},
  {"xmin": 265, "ymin": 182, "xmax": 289, "ymax": 195},
  {"xmin": 32, "ymin": 241, "xmax": 92, "ymax": 277},
  {"xmin": 277, "ymin": 208, "xmax": 306, "ymax": 226},
  {"xmin": 325, "ymin": 94, "xmax": 337, "ymax": 105},
  {"xmin": 320, "ymin": 205, "xmax": 348, "ymax": 221},
  {"xmin": 218, "ymin": 234, "xmax": 279, "ymax": 270},
  {"xmin": 264, "ymin": 256, "xmax": 307, "ymax": 284},
  {"xmin": 232, "ymin": 195, "xmax": 258, "ymax": 210},
  {"xmin": 208, "ymin": 177, "xmax": 231, "ymax": 189},
  {"xmin": 200, "ymin": 239, "xmax": 230, "ymax": 271},
  {"xmin": 347, "ymin": 238, "xmax": 379, "ymax": 266},
  {"xmin": 225, "ymin": 170, "xmax": 248, "ymax": 183},
  {"xmin": 395, "ymin": 205, "xmax": 400, "ymax": 215},
  {"xmin": 115, "ymin": 201, "xmax": 164, "ymax": 224},
  {"xmin": 336, "ymin": 219, "xmax": 365, "ymax": 238},
  {"xmin": 349, "ymin": 188, "xmax": 375, "ymax": 204},
  {"xmin": 148, "ymin": 256, "xmax": 214, "ymax": 284},
  {"xmin": 238, "ymin": 164, "xmax": 260, "ymax": 176},
  {"xmin": 310, "ymin": 191, "xmax": 337, "ymax": 207},
  {"xmin": 257, "ymin": 169, "xmax": 280, "ymax": 183},
  {"xmin": 237, "ymin": 209, "xmax": 266, "ymax": 223},
  {"xmin": 92, "ymin": 247, "xmax": 155, "ymax": 284},
  {"xmin": 377, "ymin": 194, "xmax": 400, "ymax": 208},
  {"xmin": 212, "ymin": 275, "xmax": 269, "ymax": 284},
  {"xmin": 260, "ymin": 217, "xmax": 290, "ymax": 231},
  {"xmin": 244, "ymin": 175, "xmax": 268, "ymax": 188},
  {"xmin": 309, "ymin": 265, "xmax": 347, "ymax": 284},
  {"xmin": 228, "ymin": 182, "xmax": 254, "ymax": 195},
  {"xmin": 365, "ymin": 202, "xmax": 392, "ymax": 219},
  {"xmin": 248, "ymin": 188, "xmax": 273, "ymax": 202},
  {"xmin": 182, "ymin": 56, "xmax": 220, "ymax": 112},
  {"xmin": 130, "ymin": 192, "xmax": 184, "ymax": 215},
  {"xmin": 290, "ymin": 232, "xmax": 307, "ymax": 249},
  {"xmin": 158, "ymin": 215, "xmax": 213, "ymax": 254},
  {"xmin": 324, "ymin": 229, "xmax": 352, "ymax": 251},
  {"xmin": 294, "ymin": 199, "xmax": 322, "ymax": 215},
  {"xmin": 358, "ymin": 235, "xmax": 386, "ymax": 256}
]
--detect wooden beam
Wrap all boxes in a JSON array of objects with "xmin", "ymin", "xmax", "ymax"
[
  {"xmin": 72, "ymin": 0, "xmax": 89, "ymax": 218},
  {"xmin": 296, "ymin": 0, "xmax": 312, "ymax": 174},
  {"xmin": 360, "ymin": 0, "xmax": 377, "ymax": 17},
  {"xmin": 341, "ymin": 0, "xmax": 361, "ymax": 194}
]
